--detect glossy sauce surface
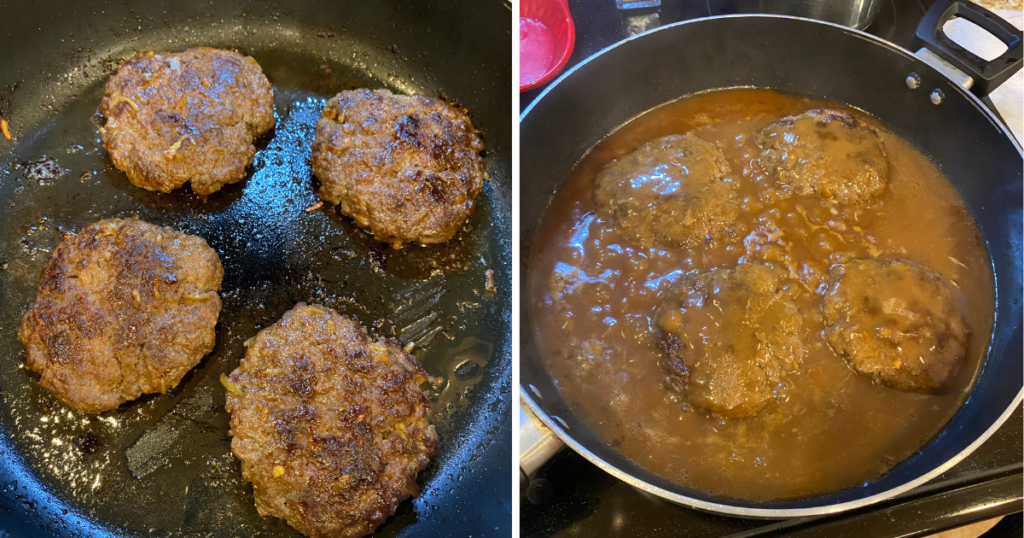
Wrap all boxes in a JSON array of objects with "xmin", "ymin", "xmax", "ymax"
[{"xmin": 528, "ymin": 89, "xmax": 995, "ymax": 500}]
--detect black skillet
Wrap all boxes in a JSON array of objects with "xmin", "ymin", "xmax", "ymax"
[
  {"xmin": 521, "ymin": 0, "xmax": 1022, "ymax": 518},
  {"xmin": 0, "ymin": 0, "xmax": 511, "ymax": 536}
]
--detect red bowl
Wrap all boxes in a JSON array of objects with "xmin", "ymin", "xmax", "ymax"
[{"xmin": 519, "ymin": 0, "xmax": 575, "ymax": 92}]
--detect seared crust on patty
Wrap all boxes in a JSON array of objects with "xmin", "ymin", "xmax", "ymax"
[
  {"xmin": 100, "ymin": 47, "xmax": 275, "ymax": 194},
  {"xmin": 224, "ymin": 303, "xmax": 439, "ymax": 538},
  {"xmin": 311, "ymin": 89, "xmax": 486, "ymax": 247},
  {"xmin": 17, "ymin": 218, "xmax": 223, "ymax": 414}
]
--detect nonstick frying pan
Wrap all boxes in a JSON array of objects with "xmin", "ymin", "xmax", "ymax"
[
  {"xmin": 0, "ymin": 1, "xmax": 512, "ymax": 536},
  {"xmin": 521, "ymin": 1, "xmax": 1022, "ymax": 518}
]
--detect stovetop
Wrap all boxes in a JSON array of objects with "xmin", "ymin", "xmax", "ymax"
[{"xmin": 519, "ymin": 1, "xmax": 1023, "ymax": 536}]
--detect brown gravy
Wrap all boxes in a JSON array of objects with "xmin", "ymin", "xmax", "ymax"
[{"xmin": 528, "ymin": 89, "xmax": 994, "ymax": 500}]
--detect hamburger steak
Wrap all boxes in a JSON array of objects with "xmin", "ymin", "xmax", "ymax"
[
  {"xmin": 17, "ymin": 218, "xmax": 223, "ymax": 414},
  {"xmin": 594, "ymin": 134, "xmax": 739, "ymax": 249},
  {"xmin": 100, "ymin": 47, "xmax": 275, "ymax": 194},
  {"xmin": 655, "ymin": 263, "xmax": 805, "ymax": 418},
  {"xmin": 758, "ymin": 109, "xmax": 888, "ymax": 205},
  {"xmin": 224, "ymin": 304, "xmax": 440, "ymax": 538},
  {"xmin": 311, "ymin": 89, "xmax": 486, "ymax": 247},
  {"xmin": 822, "ymin": 258, "xmax": 970, "ymax": 391}
]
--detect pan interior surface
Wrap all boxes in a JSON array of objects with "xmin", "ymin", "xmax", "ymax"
[{"xmin": 0, "ymin": 3, "xmax": 512, "ymax": 537}]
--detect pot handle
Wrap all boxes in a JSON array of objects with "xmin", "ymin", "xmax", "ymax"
[
  {"xmin": 519, "ymin": 403, "xmax": 564, "ymax": 498},
  {"xmin": 912, "ymin": 0, "xmax": 1023, "ymax": 97}
]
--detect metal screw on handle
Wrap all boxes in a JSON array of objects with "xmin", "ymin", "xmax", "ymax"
[
  {"xmin": 930, "ymin": 89, "xmax": 945, "ymax": 105},
  {"xmin": 906, "ymin": 72, "xmax": 922, "ymax": 89}
]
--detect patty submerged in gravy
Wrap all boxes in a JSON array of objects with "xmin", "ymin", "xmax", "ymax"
[
  {"xmin": 530, "ymin": 89, "xmax": 994, "ymax": 500},
  {"xmin": 656, "ymin": 263, "xmax": 804, "ymax": 418},
  {"xmin": 18, "ymin": 218, "xmax": 223, "ymax": 414},
  {"xmin": 224, "ymin": 303, "xmax": 439, "ymax": 538},
  {"xmin": 823, "ymin": 257, "xmax": 969, "ymax": 391},
  {"xmin": 758, "ymin": 108, "xmax": 888, "ymax": 205},
  {"xmin": 100, "ymin": 47, "xmax": 275, "ymax": 194},
  {"xmin": 594, "ymin": 133, "xmax": 739, "ymax": 249},
  {"xmin": 311, "ymin": 89, "xmax": 486, "ymax": 247}
]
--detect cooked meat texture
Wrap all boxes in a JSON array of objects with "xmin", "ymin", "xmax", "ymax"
[
  {"xmin": 822, "ymin": 258, "xmax": 969, "ymax": 391},
  {"xmin": 594, "ymin": 134, "xmax": 739, "ymax": 249},
  {"xmin": 758, "ymin": 109, "xmax": 888, "ymax": 205},
  {"xmin": 311, "ymin": 89, "xmax": 486, "ymax": 247},
  {"xmin": 17, "ymin": 219, "xmax": 223, "ymax": 414},
  {"xmin": 655, "ymin": 264, "xmax": 804, "ymax": 418},
  {"xmin": 100, "ymin": 47, "xmax": 275, "ymax": 194},
  {"xmin": 224, "ymin": 304, "xmax": 439, "ymax": 538},
  {"xmin": 547, "ymin": 261, "xmax": 585, "ymax": 310}
]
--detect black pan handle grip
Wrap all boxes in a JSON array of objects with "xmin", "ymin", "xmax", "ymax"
[{"xmin": 913, "ymin": 0, "xmax": 1023, "ymax": 97}]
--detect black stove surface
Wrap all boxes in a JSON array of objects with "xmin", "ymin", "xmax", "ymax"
[{"xmin": 520, "ymin": 1, "xmax": 1023, "ymax": 536}]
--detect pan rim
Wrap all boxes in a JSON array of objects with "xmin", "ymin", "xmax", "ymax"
[
  {"xmin": 521, "ymin": 13, "xmax": 1023, "ymax": 156},
  {"xmin": 519, "ymin": 13, "xmax": 1024, "ymax": 518},
  {"xmin": 520, "ymin": 386, "xmax": 1023, "ymax": 519}
]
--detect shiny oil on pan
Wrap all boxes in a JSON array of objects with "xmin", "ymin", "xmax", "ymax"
[{"xmin": 0, "ymin": 2, "xmax": 512, "ymax": 536}]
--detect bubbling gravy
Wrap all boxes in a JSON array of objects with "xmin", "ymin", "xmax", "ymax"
[{"xmin": 528, "ymin": 89, "xmax": 994, "ymax": 500}]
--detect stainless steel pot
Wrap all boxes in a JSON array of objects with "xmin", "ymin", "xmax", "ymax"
[{"xmin": 708, "ymin": 0, "xmax": 883, "ymax": 29}]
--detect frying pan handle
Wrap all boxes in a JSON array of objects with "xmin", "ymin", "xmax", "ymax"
[
  {"xmin": 912, "ymin": 0, "xmax": 1023, "ymax": 97},
  {"xmin": 519, "ymin": 404, "xmax": 564, "ymax": 499}
]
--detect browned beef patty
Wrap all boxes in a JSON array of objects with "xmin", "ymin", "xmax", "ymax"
[
  {"xmin": 224, "ymin": 303, "xmax": 439, "ymax": 538},
  {"xmin": 822, "ymin": 258, "xmax": 969, "ymax": 391},
  {"xmin": 310, "ymin": 89, "xmax": 486, "ymax": 247},
  {"xmin": 758, "ymin": 109, "xmax": 888, "ymax": 205},
  {"xmin": 656, "ymin": 264, "xmax": 804, "ymax": 418},
  {"xmin": 17, "ymin": 219, "xmax": 223, "ymax": 414},
  {"xmin": 100, "ymin": 47, "xmax": 275, "ymax": 194},
  {"xmin": 594, "ymin": 134, "xmax": 739, "ymax": 249}
]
